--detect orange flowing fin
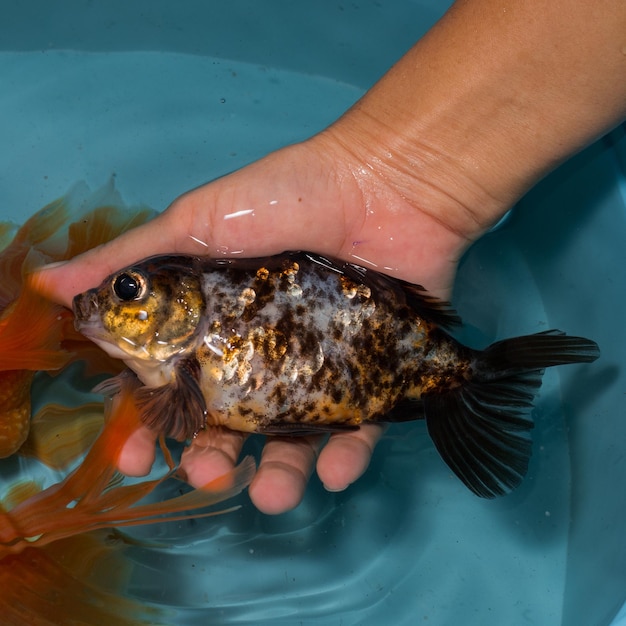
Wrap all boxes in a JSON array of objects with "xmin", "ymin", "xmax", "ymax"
[
  {"xmin": 0, "ymin": 375, "xmax": 143, "ymax": 551},
  {"xmin": 0, "ymin": 534, "xmax": 165, "ymax": 625},
  {"xmin": 0, "ymin": 222, "xmax": 17, "ymax": 253},
  {"xmin": 55, "ymin": 179, "xmax": 155, "ymax": 260},
  {"xmin": 35, "ymin": 457, "xmax": 255, "ymax": 541},
  {"xmin": 0, "ymin": 275, "xmax": 73, "ymax": 372},
  {"xmin": 13, "ymin": 181, "xmax": 132, "ymax": 262},
  {"xmin": 82, "ymin": 457, "xmax": 256, "ymax": 527},
  {"xmin": 63, "ymin": 203, "xmax": 156, "ymax": 260},
  {"xmin": 10, "ymin": 196, "xmax": 69, "ymax": 250},
  {"xmin": 0, "ymin": 197, "xmax": 69, "ymax": 309},
  {"xmin": 0, "ymin": 458, "xmax": 254, "ymax": 553},
  {"xmin": 0, "ymin": 481, "xmax": 42, "ymax": 511},
  {"xmin": 0, "ymin": 269, "xmax": 75, "ymax": 459},
  {"xmin": 69, "ymin": 373, "xmax": 146, "ymax": 503},
  {"xmin": 0, "ymin": 181, "xmax": 155, "ymax": 312}
]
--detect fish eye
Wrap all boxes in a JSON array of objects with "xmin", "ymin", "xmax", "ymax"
[{"xmin": 113, "ymin": 271, "xmax": 146, "ymax": 301}]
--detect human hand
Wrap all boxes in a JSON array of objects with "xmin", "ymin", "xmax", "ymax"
[{"xmin": 35, "ymin": 128, "xmax": 492, "ymax": 514}]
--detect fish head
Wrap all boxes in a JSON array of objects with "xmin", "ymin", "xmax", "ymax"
[{"xmin": 72, "ymin": 255, "xmax": 205, "ymax": 364}]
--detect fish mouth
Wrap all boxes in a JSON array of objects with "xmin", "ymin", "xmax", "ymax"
[{"xmin": 72, "ymin": 291, "xmax": 132, "ymax": 360}]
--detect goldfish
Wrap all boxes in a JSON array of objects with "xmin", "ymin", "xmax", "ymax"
[
  {"xmin": 0, "ymin": 185, "xmax": 261, "ymax": 624},
  {"xmin": 0, "ymin": 181, "xmax": 155, "ymax": 457},
  {"xmin": 0, "ymin": 531, "xmax": 165, "ymax": 625},
  {"xmin": 0, "ymin": 360, "xmax": 254, "ymax": 623},
  {"xmin": 0, "ymin": 183, "xmax": 255, "ymax": 551},
  {"xmin": 0, "ymin": 372, "xmax": 255, "ymax": 556},
  {"xmin": 73, "ymin": 251, "xmax": 600, "ymax": 498}
]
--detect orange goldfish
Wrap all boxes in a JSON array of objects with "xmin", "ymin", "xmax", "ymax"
[
  {"xmin": 0, "ymin": 182, "xmax": 155, "ymax": 457},
  {"xmin": 0, "ymin": 370, "xmax": 254, "ymax": 557},
  {"xmin": 0, "ymin": 530, "xmax": 165, "ymax": 626},
  {"xmin": 0, "ymin": 184, "xmax": 256, "ymax": 624}
]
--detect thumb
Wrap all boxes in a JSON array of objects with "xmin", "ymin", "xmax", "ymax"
[{"xmin": 33, "ymin": 210, "xmax": 180, "ymax": 307}]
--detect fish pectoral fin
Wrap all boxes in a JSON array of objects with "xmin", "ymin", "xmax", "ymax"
[
  {"xmin": 134, "ymin": 356, "xmax": 207, "ymax": 441},
  {"xmin": 259, "ymin": 422, "xmax": 360, "ymax": 436},
  {"xmin": 92, "ymin": 368, "xmax": 138, "ymax": 396},
  {"xmin": 422, "ymin": 372, "xmax": 539, "ymax": 499}
]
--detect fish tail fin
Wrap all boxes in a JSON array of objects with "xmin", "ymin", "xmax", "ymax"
[
  {"xmin": 423, "ymin": 330, "xmax": 599, "ymax": 498},
  {"xmin": 475, "ymin": 330, "xmax": 600, "ymax": 378}
]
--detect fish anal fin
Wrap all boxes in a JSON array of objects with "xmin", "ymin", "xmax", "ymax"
[
  {"xmin": 134, "ymin": 357, "xmax": 207, "ymax": 441},
  {"xmin": 381, "ymin": 398, "xmax": 426, "ymax": 422},
  {"xmin": 423, "ymin": 371, "xmax": 539, "ymax": 498}
]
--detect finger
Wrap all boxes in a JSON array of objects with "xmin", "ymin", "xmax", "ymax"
[
  {"xmin": 249, "ymin": 435, "xmax": 325, "ymax": 515},
  {"xmin": 316, "ymin": 424, "xmax": 386, "ymax": 492},
  {"xmin": 179, "ymin": 427, "xmax": 247, "ymax": 488},
  {"xmin": 116, "ymin": 424, "xmax": 158, "ymax": 476}
]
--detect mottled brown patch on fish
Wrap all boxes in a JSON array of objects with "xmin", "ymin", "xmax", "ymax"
[{"xmin": 250, "ymin": 326, "xmax": 288, "ymax": 361}]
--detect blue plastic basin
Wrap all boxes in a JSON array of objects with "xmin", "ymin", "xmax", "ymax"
[{"xmin": 1, "ymin": 2, "xmax": 625, "ymax": 624}]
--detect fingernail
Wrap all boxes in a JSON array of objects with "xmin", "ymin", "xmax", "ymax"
[
  {"xmin": 323, "ymin": 483, "xmax": 348, "ymax": 493},
  {"xmin": 36, "ymin": 260, "xmax": 70, "ymax": 271}
]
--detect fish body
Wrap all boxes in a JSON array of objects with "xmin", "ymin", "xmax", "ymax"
[{"xmin": 73, "ymin": 251, "xmax": 600, "ymax": 497}]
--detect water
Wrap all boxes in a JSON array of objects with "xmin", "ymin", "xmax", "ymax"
[
  {"xmin": 0, "ymin": 50, "xmax": 362, "ymax": 219},
  {"xmin": 0, "ymin": 48, "xmax": 624, "ymax": 625}
]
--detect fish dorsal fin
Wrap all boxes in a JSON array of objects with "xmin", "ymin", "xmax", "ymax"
[
  {"xmin": 134, "ymin": 356, "xmax": 207, "ymax": 441},
  {"xmin": 394, "ymin": 281, "xmax": 461, "ymax": 329},
  {"xmin": 422, "ymin": 371, "xmax": 540, "ymax": 498},
  {"xmin": 297, "ymin": 251, "xmax": 462, "ymax": 330}
]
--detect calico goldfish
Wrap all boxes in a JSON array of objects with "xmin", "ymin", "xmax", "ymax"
[{"xmin": 73, "ymin": 251, "xmax": 600, "ymax": 498}]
